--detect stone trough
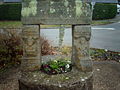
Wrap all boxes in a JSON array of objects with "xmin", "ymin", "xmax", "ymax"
[
  {"xmin": 19, "ymin": 0, "xmax": 93, "ymax": 90},
  {"xmin": 19, "ymin": 67, "xmax": 93, "ymax": 90}
]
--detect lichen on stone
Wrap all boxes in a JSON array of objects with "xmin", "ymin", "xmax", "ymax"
[
  {"xmin": 22, "ymin": 0, "xmax": 38, "ymax": 17},
  {"xmin": 75, "ymin": 0, "xmax": 83, "ymax": 17},
  {"xmin": 50, "ymin": 8, "xmax": 56, "ymax": 13},
  {"xmin": 49, "ymin": 1, "xmax": 56, "ymax": 13},
  {"xmin": 64, "ymin": 0, "xmax": 69, "ymax": 7}
]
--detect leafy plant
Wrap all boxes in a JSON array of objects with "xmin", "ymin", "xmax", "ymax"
[{"xmin": 41, "ymin": 59, "xmax": 72, "ymax": 75}]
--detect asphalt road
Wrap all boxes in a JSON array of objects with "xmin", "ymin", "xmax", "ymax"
[
  {"xmin": 91, "ymin": 22, "xmax": 120, "ymax": 52},
  {"xmin": 41, "ymin": 22, "xmax": 120, "ymax": 52}
]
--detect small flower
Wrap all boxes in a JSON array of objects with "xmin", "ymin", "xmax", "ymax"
[
  {"xmin": 105, "ymin": 49, "xmax": 108, "ymax": 52},
  {"xmin": 81, "ymin": 79, "xmax": 85, "ymax": 82},
  {"xmin": 65, "ymin": 77, "xmax": 69, "ymax": 80},
  {"xmin": 53, "ymin": 60, "xmax": 57, "ymax": 63},
  {"xmin": 66, "ymin": 64, "xmax": 70, "ymax": 68},
  {"xmin": 43, "ymin": 64, "xmax": 49, "ymax": 68}
]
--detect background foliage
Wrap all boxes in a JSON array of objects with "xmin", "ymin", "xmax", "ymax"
[
  {"xmin": 92, "ymin": 3, "xmax": 117, "ymax": 20},
  {"xmin": 0, "ymin": 3, "xmax": 21, "ymax": 20},
  {"xmin": 0, "ymin": 30, "xmax": 22, "ymax": 69}
]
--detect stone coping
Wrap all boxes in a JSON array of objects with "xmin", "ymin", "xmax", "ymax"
[{"xmin": 19, "ymin": 67, "xmax": 93, "ymax": 87}]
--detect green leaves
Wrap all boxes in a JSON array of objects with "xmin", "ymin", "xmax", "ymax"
[{"xmin": 41, "ymin": 59, "xmax": 72, "ymax": 75}]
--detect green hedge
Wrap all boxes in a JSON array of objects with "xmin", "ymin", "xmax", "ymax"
[
  {"xmin": 0, "ymin": 3, "xmax": 21, "ymax": 20},
  {"xmin": 0, "ymin": 3, "xmax": 117, "ymax": 21},
  {"xmin": 92, "ymin": 3, "xmax": 117, "ymax": 20}
]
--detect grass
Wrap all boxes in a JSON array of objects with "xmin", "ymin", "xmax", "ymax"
[
  {"xmin": 91, "ymin": 20, "xmax": 114, "ymax": 26},
  {"xmin": 0, "ymin": 21, "xmax": 70, "ymax": 28},
  {"xmin": 0, "ymin": 20, "xmax": 115, "ymax": 28},
  {"xmin": 0, "ymin": 21, "xmax": 22, "ymax": 28}
]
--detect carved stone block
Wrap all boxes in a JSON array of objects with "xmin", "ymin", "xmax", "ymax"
[
  {"xmin": 72, "ymin": 25, "xmax": 92, "ymax": 71},
  {"xmin": 21, "ymin": 25, "xmax": 41, "ymax": 72}
]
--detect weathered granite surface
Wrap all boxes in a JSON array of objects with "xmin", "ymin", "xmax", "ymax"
[
  {"xmin": 72, "ymin": 26, "xmax": 92, "ymax": 72},
  {"xmin": 21, "ymin": 25, "xmax": 41, "ymax": 72},
  {"xmin": 20, "ymin": 0, "xmax": 93, "ymax": 89},
  {"xmin": 19, "ymin": 67, "xmax": 93, "ymax": 90},
  {"xmin": 21, "ymin": 0, "xmax": 92, "ymax": 25}
]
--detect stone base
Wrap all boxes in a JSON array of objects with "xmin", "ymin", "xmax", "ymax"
[{"xmin": 19, "ymin": 67, "xmax": 93, "ymax": 90}]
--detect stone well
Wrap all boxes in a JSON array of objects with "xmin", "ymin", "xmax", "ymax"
[{"xmin": 19, "ymin": 0, "xmax": 93, "ymax": 90}]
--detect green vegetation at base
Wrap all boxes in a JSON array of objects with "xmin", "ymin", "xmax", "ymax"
[
  {"xmin": 0, "ymin": 21, "xmax": 71, "ymax": 28},
  {"xmin": 91, "ymin": 20, "xmax": 114, "ymax": 25},
  {"xmin": 0, "ymin": 21, "xmax": 114, "ymax": 28},
  {"xmin": 0, "ymin": 21, "xmax": 22, "ymax": 28},
  {"xmin": 93, "ymin": 3, "xmax": 117, "ymax": 20}
]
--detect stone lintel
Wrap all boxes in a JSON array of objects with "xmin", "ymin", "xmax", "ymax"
[{"xmin": 22, "ymin": 0, "xmax": 92, "ymax": 25}]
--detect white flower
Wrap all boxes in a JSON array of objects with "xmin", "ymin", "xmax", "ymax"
[
  {"xmin": 66, "ymin": 64, "xmax": 70, "ymax": 68},
  {"xmin": 105, "ymin": 49, "xmax": 108, "ymax": 52},
  {"xmin": 53, "ymin": 60, "xmax": 57, "ymax": 63},
  {"xmin": 65, "ymin": 77, "xmax": 69, "ymax": 80},
  {"xmin": 81, "ymin": 79, "xmax": 85, "ymax": 82}
]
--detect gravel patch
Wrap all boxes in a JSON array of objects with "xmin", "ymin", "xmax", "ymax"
[{"xmin": 93, "ymin": 61, "xmax": 120, "ymax": 90}]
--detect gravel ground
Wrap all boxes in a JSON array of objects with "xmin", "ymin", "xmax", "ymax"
[
  {"xmin": 0, "ymin": 61, "xmax": 120, "ymax": 90},
  {"xmin": 93, "ymin": 61, "xmax": 120, "ymax": 90}
]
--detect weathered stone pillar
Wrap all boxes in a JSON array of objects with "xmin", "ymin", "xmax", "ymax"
[
  {"xmin": 21, "ymin": 25, "xmax": 41, "ymax": 72},
  {"xmin": 72, "ymin": 25, "xmax": 92, "ymax": 72}
]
